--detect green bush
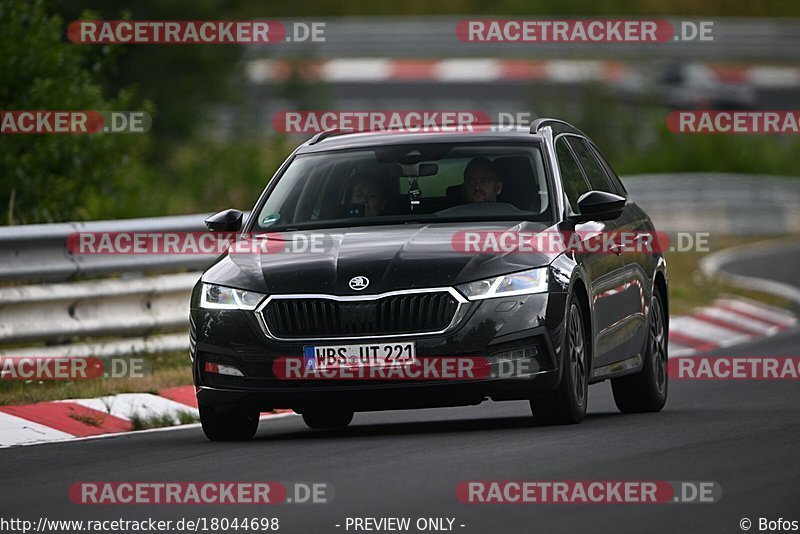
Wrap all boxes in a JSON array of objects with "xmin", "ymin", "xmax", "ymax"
[{"xmin": 0, "ymin": 0, "xmax": 148, "ymax": 224}]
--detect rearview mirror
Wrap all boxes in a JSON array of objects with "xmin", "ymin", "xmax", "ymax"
[
  {"xmin": 393, "ymin": 162, "xmax": 439, "ymax": 177},
  {"xmin": 205, "ymin": 209, "xmax": 243, "ymax": 232},
  {"xmin": 571, "ymin": 191, "xmax": 626, "ymax": 222},
  {"xmin": 417, "ymin": 163, "xmax": 439, "ymax": 176}
]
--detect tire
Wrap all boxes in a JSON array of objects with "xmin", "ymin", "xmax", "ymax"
[
  {"xmin": 611, "ymin": 286, "xmax": 668, "ymax": 413},
  {"xmin": 530, "ymin": 294, "xmax": 589, "ymax": 425},
  {"xmin": 302, "ymin": 408, "xmax": 354, "ymax": 430},
  {"xmin": 199, "ymin": 405, "xmax": 259, "ymax": 441}
]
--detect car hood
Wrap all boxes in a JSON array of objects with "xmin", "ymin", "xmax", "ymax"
[{"xmin": 202, "ymin": 221, "xmax": 559, "ymax": 295}]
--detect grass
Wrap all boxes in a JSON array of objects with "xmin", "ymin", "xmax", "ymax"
[
  {"xmin": 129, "ymin": 410, "xmax": 199, "ymax": 431},
  {"xmin": 0, "ymin": 352, "xmax": 192, "ymax": 406}
]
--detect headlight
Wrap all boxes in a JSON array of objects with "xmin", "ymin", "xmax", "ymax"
[
  {"xmin": 456, "ymin": 267, "xmax": 548, "ymax": 300},
  {"xmin": 200, "ymin": 283, "xmax": 266, "ymax": 310}
]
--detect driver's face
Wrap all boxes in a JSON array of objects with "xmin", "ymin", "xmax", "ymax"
[
  {"xmin": 464, "ymin": 171, "xmax": 502, "ymax": 203},
  {"xmin": 351, "ymin": 180, "xmax": 385, "ymax": 217}
]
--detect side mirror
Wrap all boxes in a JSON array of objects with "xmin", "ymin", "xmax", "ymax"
[
  {"xmin": 571, "ymin": 191, "xmax": 626, "ymax": 222},
  {"xmin": 205, "ymin": 209, "xmax": 243, "ymax": 232}
]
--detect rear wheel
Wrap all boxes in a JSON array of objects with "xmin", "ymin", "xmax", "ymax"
[
  {"xmin": 302, "ymin": 408, "xmax": 354, "ymax": 430},
  {"xmin": 199, "ymin": 405, "xmax": 259, "ymax": 441},
  {"xmin": 530, "ymin": 295, "xmax": 589, "ymax": 425},
  {"xmin": 611, "ymin": 286, "xmax": 668, "ymax": 413}
]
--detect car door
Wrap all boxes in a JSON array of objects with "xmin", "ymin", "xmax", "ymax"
[
  {"xmin": 555, "ymin": 136, "xmax": 629, "ymax": 370},
  {"xmin": 567, "ymin": 136, "xmax": 646, "ymax": 367},
  {"xmin": 590, "ymin": 142, "xmax": 655, "ymax": 361}
]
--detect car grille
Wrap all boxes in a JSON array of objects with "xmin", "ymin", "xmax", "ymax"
[{"xmin": 261, "ymin": 292, "xmax": 460, "ymax": 338}]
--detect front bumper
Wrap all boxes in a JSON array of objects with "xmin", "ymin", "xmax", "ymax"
[{"xmin": 190, "ymin": 291, "xmax": 567, "ymax": 413}]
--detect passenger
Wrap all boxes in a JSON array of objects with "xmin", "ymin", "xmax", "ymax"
[
  {"xmin": 350, "ymin": 176, "xmax": 387, "ymax": 217},
  {"xmin": 463, "ymin": 157, "xmax": 503, "ymax": 203}
]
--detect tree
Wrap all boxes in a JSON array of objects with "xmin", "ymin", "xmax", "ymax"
[{"xmin": 0, "ymin": 0, "xmax": 147, "ymax": 224}]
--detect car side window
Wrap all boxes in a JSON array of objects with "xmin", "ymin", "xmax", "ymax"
[
  {"xmin": 567, "ymin": 137, "xmax": 613, "ymax": 193},
  {"xmin": 589, "ymin": 143, "xmax": 628, "ymax": 197},
  {"xmin": 556, "ymin": 137, "xmax": 589, "ymax": 213}
]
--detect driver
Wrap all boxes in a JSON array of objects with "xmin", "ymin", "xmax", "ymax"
[
  {"xmin": 350, "ymin": 175, "xmax": 387, "ymax": 217},
  {"xmin": 463, "ymin": 157, "xmax": 503, "ymax": 203}
]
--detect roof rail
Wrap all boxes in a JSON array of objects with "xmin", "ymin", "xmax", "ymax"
[
  {"xmin": 307, "ymin": 128, "xmax": 356, "ymax": 145},
  {"xmin": 529, "ymin": 118, "xmax": 587, "ymax": 137}
]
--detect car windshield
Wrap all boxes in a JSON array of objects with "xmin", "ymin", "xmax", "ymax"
[{"xmin": 253, "ymin": 142, "xmax": 551, "ymax": 231}]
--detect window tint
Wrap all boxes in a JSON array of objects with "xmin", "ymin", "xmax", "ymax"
[
  {"xmin": 567, "ymin": 137, "xmax": 613, "ymax": 193},
  {"xmin": 254, "ymin": 144, "xmax": 552, "ymax": 231},
  {"xmin": 556, "ymin": 138, "xmax": 589, "ymax": 213},
  {"xmin": 589, "ymin": 143, "xmax": 627, "ymax": 196}
]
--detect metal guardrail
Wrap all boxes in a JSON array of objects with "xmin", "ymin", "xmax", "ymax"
[
  {"xmin": 0, "ymin": 213, "xmax": 221, "ymax": 282},
  {"xmin": 0, "ymin": 272, "xmax": 197, "ymax": 345},
  {"xmin": 625, "ymin": 173, "xmax": 800, "ymax": 235},
  {"xmin": 0, "ymin": 174, "xmax": 798, "ymax": 358}
]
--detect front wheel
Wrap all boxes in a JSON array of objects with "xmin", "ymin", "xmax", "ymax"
[
  {"xmin": 611, "ymin": 286, "xmax": 668, "ymax": 413},
  {"xmin": 199, "ymin": 405, "xmax": 260, "ymax": 441},
  {"xmin": 530, "ymin": 295, "xmax": 589, "ymax": 425}
]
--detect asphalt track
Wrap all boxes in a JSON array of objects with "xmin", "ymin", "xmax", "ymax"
[{"xmin": 1, "ymin": 244, "xmax": 798, "ymax": 534}]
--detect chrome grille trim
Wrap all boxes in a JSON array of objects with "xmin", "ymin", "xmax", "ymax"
[{"xmin": 255, "ymin": 287, "xmax": 469, "ymax": 341}]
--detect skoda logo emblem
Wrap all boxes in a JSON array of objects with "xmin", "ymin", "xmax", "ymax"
[{"xmin": 349, "ymin": 276, "xmax": 369, "ymax": 291}]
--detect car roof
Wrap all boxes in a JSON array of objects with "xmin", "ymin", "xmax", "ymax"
[{"xmin": 294, "ymin": 127, "xmax": 550, "ymax": 154}]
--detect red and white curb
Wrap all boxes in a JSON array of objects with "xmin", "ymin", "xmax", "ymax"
[
  {"xmin": 0, "ymin": 295, "xmax": 794, "ymax": 449},
  {"xmin": 245, "ymin": 58, "xmax": 800, "ymax": 88},
  {"xmin": 0, "ymin": 386, "xmax": 293, "ymax": 449},
  {"xmin": 669, "ymin": 297, "xmax": 796, "ymax": 357}
]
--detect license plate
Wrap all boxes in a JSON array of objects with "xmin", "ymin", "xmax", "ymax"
[{"xmin": 303, "ymin": 342, "xmax": 417, "ymax": 371}]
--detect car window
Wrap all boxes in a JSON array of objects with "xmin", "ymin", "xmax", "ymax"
[
  {"xmin": 567, "ymin": 137, "xmax": 614, "ymax": 193},
  {"xmin": 254, "ymin": 143, "xmax": 552, "ymax": 231},
  {"xmin": 556, "ymin": 138, "xmax": 589, "ymax": 213},
  {"xmin": 588, "ymin": 142, "xmax": 628, "ymax": 197}
]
